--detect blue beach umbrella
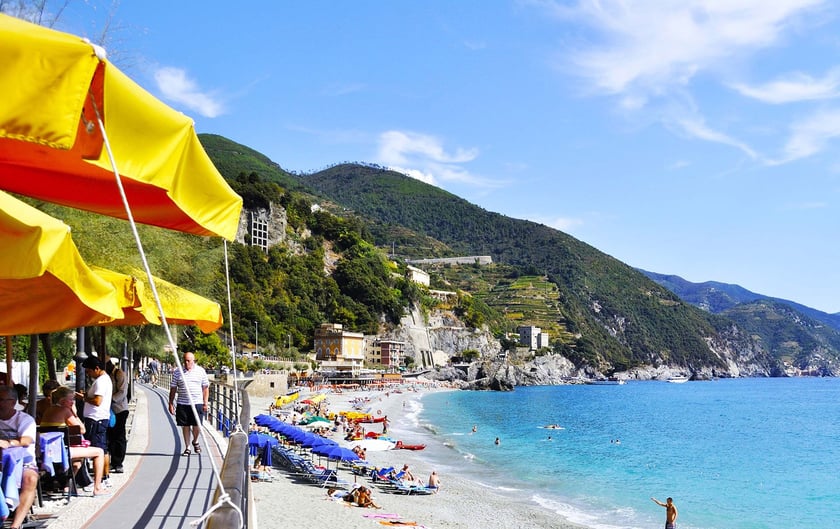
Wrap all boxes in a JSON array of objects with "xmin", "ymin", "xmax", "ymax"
[
  {"xmin": 325, "ymin": 446, "xmax": 359, "ymax": 462},
  {"xmin": 253, "ymin": 414, "xmax": 273, "ymax": 426},
  {"xmin": 301, "ymin": 435, "xmax": 325, "ymax": 449},
  {"xmin": 310, "ymin": 441, "xmax": 335, "ymax": 457},
  {"xmin": 248, "ymin": 432, "xmax": 262, "ymax": 456},
  {"xmin": 324, "ymin": 445, "xmax": 359, "ymax": 473},
  {"xmin": 261, "ymin": 442, "xmax": 275, "ymax": 467},
  {"xmin": 267, "ymin": 421, "xmax": 288, "ymax": 435}
]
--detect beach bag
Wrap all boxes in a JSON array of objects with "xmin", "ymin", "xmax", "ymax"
[{"xmin": 75, "ymin": 461, "xmax": 92, "ymax": 488}]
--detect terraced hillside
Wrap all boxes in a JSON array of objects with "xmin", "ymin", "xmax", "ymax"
[{"xmin": 427, "ymin": 263, "xmax": 576, "ymax": 345}]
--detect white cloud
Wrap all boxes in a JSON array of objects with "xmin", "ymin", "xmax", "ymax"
[
  {"xmin": 376, "ymin": 130, "xmax": 505, "ymax": 188},
  {"xmin": 554, "ymin": 0, "xmax": 825, "ymax": 97},
  {"xmin": 378, "ymin": 130, "xmax": 478, "ymax": 165},
  {"xmin": 154, "ymin": 67, "xmax": 224, "ymax": 118},
  {"xmin": 771, "ymin": 108, "xmax": 840, "ymax": 163},
  {"xmin": 523, "ymin": 213, "xmax": 585, "ymax": 233},
  {"xmin": 674, "ymin": 116, "xmax": 758, "ymax": 159},
  {"xmin": 730, "ymin": 69, "xmax": 840, "ymax": 103},
  {"xmin": 667, "ymin": 160, "xmax": 691, "ymax": 170}
]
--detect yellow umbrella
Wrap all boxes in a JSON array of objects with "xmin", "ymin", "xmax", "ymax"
[
  {"xmin": 0, "ymin": 14, "xmax": 242, "ymax": 240},
  {"xmin": 0, "ymin": 191, "xmax": 123, "ymax": 336},
  {"xmin": 93, "ymin": 267, "xmax": 223, "ymax": 333}
]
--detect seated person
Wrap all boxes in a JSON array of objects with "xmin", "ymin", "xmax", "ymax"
[
  {"xmin": 428, "ymin": 470, "xmax": 441, "ymax": 491},
  {"xmin": 35, "ymin": 379, "xmax": 61, "ymax": 424},
  {"xmin": 355, "ymin": 486, "xmax": 381, "ymax": 509},
  {"xmin": 40, "ymin": 386, "xmax": 109, "ymax": 497},
  {"xmin": 0, "ymin": 385, "xmax": 39, "ymax": 529}
]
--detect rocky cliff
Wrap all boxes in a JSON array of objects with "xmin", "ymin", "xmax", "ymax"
[{"xmin": 390, "ymin": 304, "xmax": 784, "ymax": 391}]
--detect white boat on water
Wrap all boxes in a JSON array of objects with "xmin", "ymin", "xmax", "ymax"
[{"xmin": 667, "ymin": 376, "xmax": 689, "ymax": 384}]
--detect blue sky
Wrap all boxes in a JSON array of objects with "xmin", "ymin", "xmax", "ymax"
[{"xmin": 23, "ymin": 1, "xmax": 840, "ymax": 313}]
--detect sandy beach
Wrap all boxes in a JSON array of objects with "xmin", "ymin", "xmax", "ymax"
[{"xmin": 248, "ymin": 385, "xmax": 584, "ymax": 529}]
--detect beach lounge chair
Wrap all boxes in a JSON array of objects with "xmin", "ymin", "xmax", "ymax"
[{"xmin": 390, "ymin": 481, "xmax": 438, "ymax": 495}]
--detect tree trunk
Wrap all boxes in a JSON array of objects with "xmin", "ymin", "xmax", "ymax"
[{"xmin": 39, "ymin": 333, "xmax": 57, "ymax": 381}]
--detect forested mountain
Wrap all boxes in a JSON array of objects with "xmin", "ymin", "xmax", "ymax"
[
  {"xmin": 197, "ymin": 135, "xmax": 840, "ymax": 376},
  {"xmin": 295, "ymin": 164, "xmax": 751, "ymax": 374},
  {"xmin": 641, "ymin": 270, "xmax": 840, "ymax": 332}
]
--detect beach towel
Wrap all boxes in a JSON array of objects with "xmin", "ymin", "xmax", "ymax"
[
  {"xmin": 378, "ymin": 522, "xmax": 422, "ymax": 527},
  {"xmin": 363, "ymin": 513, "xmax": 401, "ymax": 519}
]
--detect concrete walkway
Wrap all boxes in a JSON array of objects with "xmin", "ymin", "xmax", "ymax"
[{"xmin": 41, "ymin": 383, "xmax": 229, "ymax": 529}]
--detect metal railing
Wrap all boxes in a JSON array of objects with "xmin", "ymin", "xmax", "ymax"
[
  {"xmin": 155, "ymin": 374, "xmax": 253, "ymax": 529},
  {"xmin": 206, "ymin": 383, "xmax": 251, "ymax": 529}
]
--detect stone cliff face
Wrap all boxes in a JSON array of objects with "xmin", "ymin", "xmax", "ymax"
[
  {"xmin": 383, "ymin": 305, "xmax": 501, "ymax": 368},
  {"xmin": 393, "ymin": 304, "xmax": 789, "ymax": 390}
]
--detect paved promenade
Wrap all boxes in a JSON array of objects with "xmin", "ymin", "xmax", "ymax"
[{"xmin": 43, "ymin": 383, "xmax": 229, "ymax": 529}]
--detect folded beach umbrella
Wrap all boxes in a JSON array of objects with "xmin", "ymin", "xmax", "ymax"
[
  {"xmin": 0, "ymin": 14, "xmax": 242, "ymax": 240},
  {"xmin": 0, "ymin": 190, "xmax": 123, "ymax": 335},
  {"xmin": 261, "ymin": 443, "xmax": 273, "ymax": 467},
  {"xmin": 93, "ymin": 267, "xmax": 223, "ymax": 332}
]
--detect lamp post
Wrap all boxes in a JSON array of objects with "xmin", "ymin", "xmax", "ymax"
[
  {"xmin": 287, "ymin": 334, "xmax": 291, "ymax": 357},
  {"xmin": 254, "ymin": 321, "xmax": 258, "ymax": 357}
]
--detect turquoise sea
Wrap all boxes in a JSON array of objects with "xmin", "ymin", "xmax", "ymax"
[{"xmin": 397, "ymin": 378, "xmax": 840, "ymax": 529}]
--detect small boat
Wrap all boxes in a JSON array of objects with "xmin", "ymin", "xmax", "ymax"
[
  {"xmin": 273, "ymin": 391, "xmax": 299, "ymax": 407},
  {"xmin": 590, "ymin": 377, "xmax": 626, "ymax": 385},
  {"xmin": 356, "ymin": 416, "xmax": 387, "ymax": 424},
  {"xmin": 667, "ymin": 376, "xmax": 689, "ymax": 384},
  {"xmin": 395, "ymin": 441, "xmax": 426, "ymax": 450}
]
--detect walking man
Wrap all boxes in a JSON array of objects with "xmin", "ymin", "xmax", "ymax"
[
  {"xmin": 168, "ymin": 352, "xmax": 209, "ymax": 456},
  {"xmin": 651, "ymin": 497, "xmax": 678, "ymax": 529}
]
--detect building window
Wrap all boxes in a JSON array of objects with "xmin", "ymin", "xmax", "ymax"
[{"xmin": 250, "ymin": 212, "xmax": 269, "ymax": 252}]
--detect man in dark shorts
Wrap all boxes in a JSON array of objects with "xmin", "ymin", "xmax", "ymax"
[
  {"xmin": 652, "ymin": 496, "xmax": 678, "ymax": 529},
  {"xmin": 77, "ymin": 356, "xmax": 113, "ymax": 484},
  {"xmin": 168, "ymin": 352, "xmax": 209, "ymax": 456}
]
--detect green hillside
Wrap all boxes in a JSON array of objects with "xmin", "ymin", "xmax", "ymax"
[{"xmin": 300, "ymin": 163, "xmax": 732, "ymax": 372}]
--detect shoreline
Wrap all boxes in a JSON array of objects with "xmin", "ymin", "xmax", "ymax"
[{"xmin": 249, "ymin": 384, "xmax": 585, "ymax": 529}]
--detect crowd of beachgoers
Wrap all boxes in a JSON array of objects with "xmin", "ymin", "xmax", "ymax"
[{"xmin": 248, "ymin": 383, "xmax": 583, "ymax": 529}]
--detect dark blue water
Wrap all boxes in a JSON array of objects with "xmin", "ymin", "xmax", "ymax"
[{"xmin": 407, "ymin": 378, "xmax": 840, "ymax": 529}]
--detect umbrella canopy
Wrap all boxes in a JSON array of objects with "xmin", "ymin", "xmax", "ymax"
[
  {"xmin": 311, "ymin": 441, "xmax": 339, "ymax": 457},
  {"xmin": 0, "ymin": 14, "xmax": 242, "ymax": 240},
  {"xmin": 325, "ymin": 446, "xmax": 360, "ymax": 462},
  {"xmin": 247, "ymin": 432, "xmax": 278, "ymax": 466},
  {"xmin": 93, "ymin": 267, "xmax": 223, "ymax": 332},
  {"xmin": 0, "ymin": 191, "xmax": 123, "ymax": 335},
  {"xmin": 253, "ymin": 415, "xmax": 274, "ymax": 427}
]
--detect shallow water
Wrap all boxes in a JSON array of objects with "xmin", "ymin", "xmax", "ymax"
[{"xmin": 399, "ymin": 378, "xmax": 840, "ymax": 529}]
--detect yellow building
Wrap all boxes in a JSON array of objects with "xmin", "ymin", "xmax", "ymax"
[{"xmin": 314, "ymin": 323, "xmax": 365, "ymax": 374}]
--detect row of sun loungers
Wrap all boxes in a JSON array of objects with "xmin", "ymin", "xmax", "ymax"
[
  {"xmin": 263, "ymin": 436, "xmax": 438, "ymax": 496},
  {"xmin": 272, "ymin": 445, "xmax": 353, "ymax": 488},
  {"xmin": 351, "ymin": 463, "xmax": 438, "ymax": 495}
]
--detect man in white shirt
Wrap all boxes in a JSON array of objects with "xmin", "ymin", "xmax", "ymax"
[
  {"xmin": 168, "ymin": 352, "xmax": 209, "ymax": 456},
  {"xmin": 76, "ymin": 356, "xmax": 113, "ymax": 463},
  {"xmin": 0, "ymin": 385, "xmax": 38, "ymax": 529}
]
